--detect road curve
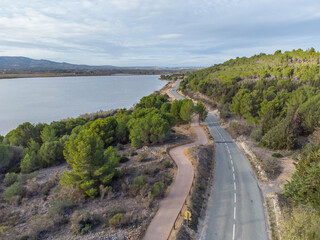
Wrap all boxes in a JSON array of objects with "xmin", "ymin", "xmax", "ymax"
[
  {"xmin": 201, "ymin": 113, "xmax": 269, "ymax": 240},
  {"xmin": 143, "ymin": 81, "xmax": 208, "ymax": 240}
]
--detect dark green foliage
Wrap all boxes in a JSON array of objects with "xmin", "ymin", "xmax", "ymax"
[
  {"xmin": 0, "ymin": 135, "xmax": 4, "ymax": 143},
  {"xmin": 89, "ymin": 117, "xmax": 118, "ymax": 147},
  {"xmin": 194, "ymin": 100, "xmax": 208, "ymax": 121},
  {"xmin": 284, "ymin": 143, "xmax": 320, "ymax": 210},
  {"xmin": 4, "ymin": 122, "xmax": 36, "ymax": 147},
  {"xmin": 170, "ymin": 100, "xmax": 183, "ymax": 120},
  {"xmin": 61, "ymin": 129, "xmax": 119, "ymax": 198},
  {"xmin": 0, "ymin": 143, "xmax": 13, "ymax": 169},
  {"xmin": 180, "ymin": 99, "xmax": 194, "ymax": 123},
  {"xmin": 2, "ymin": 182, "xmax": 23, "ymax": 202},
  {"xmin": 41, "ymin": 126, "xmax": 58, "ymax": 142},
  {"xmin": 250, "ymin": 126, "xmax": 263, "ymax": 142},
  {"xmin": 260, "ymin": 108, "xmax": 300, "ymax": 150},
  {"xmin": 135, "ymin": 94, "xmax": 169, "ymax": 109},
  {"xmin": 128, "ymin": 108, "xmax": 172, "ymax": 148},
  {"xmin": 38, "ymin": 141, "xmax": 64, "ymax": 168},
  {"xmin": 160, "ymin": 102, "xmax": 171, "ymax": 113},
  {"xmin": 272, "ymin": 153, "xmax": 283, "ymax": 158},
  {"xmin": 150, "ymin": 182, "xmax": 165, "ymax": 198},
  {"xmin": 65, "ymin": 118, "xmax": 87, "ymax": 134},
  {"xmin": 109, "ymin": 213, "xmax": 122, "ymax": 229},
  {"xmin": 20, "ymin": 150, "xmax": 37, "ymax": 173},
  {"xmin": 3, "ymin": 172, "xmax": 18, "ymax": 186},
  {"xmin": 182, "ymin": 48, "xmax": 320, "ymax": 149},
  {"xmin": 71, "ymin": 211, "xmax": 101, "ymax": 235}
]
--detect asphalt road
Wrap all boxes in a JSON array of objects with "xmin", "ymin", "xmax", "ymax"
[
  {"xmin": 170, "ymin": 80, "xmax": 268, "ymax": 240},
  {"xmin": 201, "ymin": 113, "xmax": 268, "ymax": 240}
]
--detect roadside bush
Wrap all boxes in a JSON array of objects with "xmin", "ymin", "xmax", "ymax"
[
  {"xmin": 3, "ymin": 172, "xmax": 18, "ymax": 186},
  {"xmin": 262, "ymin": 158, "xmax": 281, "ymax": 177},
  {"xmin": 250, "ymin": 126, "xmax": 263, "ymax": 142},
  {"xmin": 17, "ymin": 172, "xmax": 37, "ymax": 184},
  {"xmin": 70, "ymin": 211, "xmax": 101, "ymax": 235},
  {"xmin": 109, "ymin": 213, "xmax": 122, "ymax": 229},
  {"xmin": 119, "ymin": 155, "xmax": 129, "ymax": 163},
  {"xmin": 149, "ymin": 182, "xmax": 165, "ymax": 198},
  {"xmin": 137, "ymin": 152, "xmax": 148, "ymax": 162},
  {"xmin": 2, "ymin": 182, "xmax": 24, "ymax": 202},
  {"xmin": 228, "ymin": 121, "xmax": 252, "ymax": 137}
]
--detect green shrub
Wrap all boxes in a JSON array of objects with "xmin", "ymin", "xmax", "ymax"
[
  {"xmin": 150, "ymin": 182, "xmax": 165, "ymax": 198},
  {"xmin": 137, "ymin": 152, "xmax": 148, "ymax": 162},
  {"xmin": 2, "ymin": 182, "xmax": 23, "ymax": 202},
  {"xmin": 133, "ymin": 175, "xmax": 147, "ymax": 187},
  {"xmin": 38, "ymin": 141, "xmax": 64, "ymax": 167},
  {"xmin": 48, "ymin": 199, "xmax": 74, "ymax": 216},
  {"xmin": 17, "ymin": 172, "xmax": 37, "ymax": 184},
  {"xmin": 272, "ymin": 152, "xmax": 283, "ymax": 158},
  {"xmin": 70, "ymin": 211, "xmax": 101, "ymax": 235},
  {"xmin": 109, "ymin": 213, "xmax": 122, "ymax": 228},
  {"xmin": 119, "ymin": 155, "xmax": 129, "ymax": 163},
  {"xmin": 250, "ymin": 126, "xmax": 263, "ymax": 142},
  {"xmin": 20, "ymin": 151, "xmax": 38, "ymax": 173},
  {"xmin": 263, "ymin": 158, "xmax": 281, "ymax": 176},
  {"xmin": 3, "ymin": 172, "xmax": 18, "ymax": 186},
  {"xmin": 162, "ymin": 160, "xmax": 172, "ymax": 168},
  {"xmin": 0, "ymin": 143, "xmax": 13, "ymax": 169}
]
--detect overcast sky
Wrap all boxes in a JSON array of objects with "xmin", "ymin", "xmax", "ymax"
[{"xmin": 1, "ymin": 0, "xmax": 320, "ymax": 67}]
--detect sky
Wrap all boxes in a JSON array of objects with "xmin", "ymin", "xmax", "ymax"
[{"xmin": 0, "ymin": 0, "xmax": 320, "ymax": 67}]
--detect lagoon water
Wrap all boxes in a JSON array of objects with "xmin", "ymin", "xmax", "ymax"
[{"xmin": 0, "ymin": 75, "xmax": 165, "ymax": 136}]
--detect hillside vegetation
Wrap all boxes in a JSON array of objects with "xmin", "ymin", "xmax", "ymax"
[
  {"xmin": 0, "ymin": 91, "xmax": 205, "ymax": 239},
  {"xmin": 181, "ymin": 48, "xmax": 320, "ymax": 239}
]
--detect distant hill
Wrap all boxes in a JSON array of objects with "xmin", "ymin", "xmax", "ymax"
[{"xmin": 0, "ymin": 56, "xmax": 198, "ymax": 74}]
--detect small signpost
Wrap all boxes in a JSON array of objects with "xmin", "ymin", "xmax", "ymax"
[{"xmin": 184, "ymin": 210, "xmax": 192, "ymax": 226}]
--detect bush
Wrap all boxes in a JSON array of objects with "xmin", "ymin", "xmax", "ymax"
[
  {"xmin": 20, "ymin": 151, "xmax": 37, "ymax": 173},
  {"xmin": 48, "ymin": 199, "xmax": 75, "ymax": 216},
  {"xmin": 70, "ymin": 211, "xmax": 100, "ymax": 235},
  {"xmin": 3, "ymin": 172, "xmax": 18, "ymax": 186},
  {"xmin": 272, "ymin": 152, "xmax": 283, "ymax": 158},
  {"xmin": 162, "ymin": 160, "xmax": 172, "ymax": 168},
  {"xmin": 119, "ymin": 155, "xmax": 129, "ymax": 163},
  {"xmin": 129, "ymin": 175, "xmax": 148, "ymax": 197},
  {"xmin": 250, "ymin": 126, "xmax": 263, "ymax": 142},
  {"xmin": 263, "ymin": 158, "xmax": 281, "ymax": 176},
  {"xmin": 149, "ymin": 182, "xmax": 166, "ymax": 198},
  {"xmin": 109, "ymin": 213, "xmax": 122, "ymax": 229},
  {"xmin": 2, "ymin": 182, "xmax": 23, "ymax": 202},
  {"xmin": 137, "ymin": 152, "xmax": 148, "ymax": 162},
  {"xmin": 17, "ymin": 172, "xmax": 37, "ymax": 184},
  {"xmin": 38, "ymin": 141, "xmax": 64, "ymax": 167},
  {"xmin": 0, "ymin": 143, "xmax": 13, "ymax": 169}
]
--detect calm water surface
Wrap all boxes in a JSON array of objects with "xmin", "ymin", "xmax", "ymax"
[{"xmin": 0, "ymin": 75, "xmax": 165, "ymax": 135}]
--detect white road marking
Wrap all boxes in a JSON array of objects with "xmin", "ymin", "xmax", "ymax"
[
  {"xmin": 234, "ymin": 193, "xmax": 236, "ymax": 203},
  {"xmin": 232, "ymin": 166, "xmax": 235, "ymax": 172},
  {"xmin": 234, "ymin": 182, "xmax": 237, "ymax": 191},
  {"xmin": 231, "ymin": 160, "xmax": 234, "ymax": 166},
  {"xmin": 233, "ymin": 223, "xmax": 236, "ymax": 240},
  {"xmin": 234, "ymin": 206, "xmax": 236, "ymax": 219},
  {"xmin": 233, "ymin": 173, "xmax": 235, "ymax": 180}
]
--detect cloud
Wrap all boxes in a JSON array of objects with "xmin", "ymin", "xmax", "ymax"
[
  {"xmin": 159, "ymin": 34, "xmax": 182, "ymax": 39},
  {"xmin": 0, "ymin": 0, "xmax": 319, "ymax": 66}
]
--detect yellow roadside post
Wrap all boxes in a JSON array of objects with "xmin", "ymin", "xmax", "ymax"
[{"xmin": 184, "ymin": 210, "xmax": 192, "ymax": 226}]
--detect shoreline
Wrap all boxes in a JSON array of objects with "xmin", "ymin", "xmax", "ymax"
[{"xmin": 0, "ymin": 78, "xmax": 170, "ymax": 136}]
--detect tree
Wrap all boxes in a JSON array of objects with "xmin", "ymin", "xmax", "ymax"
[
  {"xmin": 41, "ymin": 126, "xmax": 58, "ymax": 142},
  {"xmin": 180, "ymin": 99, "xmax": 194, "ymax": 123},
  {"xmin": 38, "ymin": 141, "xmax": 64, "ymax": 167},
  {"xmin": 20, "ymin": 150, "xmax": 37, "ymax": 173},
  {"xmin": 194, "ymin": 100, "xmax": 208, "ymax": 121},
  {"xmin": 61, "ymin": 129, "xmax": 119, "ymax": 198},
  {"xmin": 170, "ymin": 100, "xmax": 183, "ymax": 120},
  {"xmin": 89, "ymin": 117, "xmax": 117, "ymax": 146},
  {"xmin": 0, "ymin": 143, "xmax": 12, "ymax": 169},
  {"xmin": 4, "ymin": 122, "xmax": 36, "ymax": 147}
]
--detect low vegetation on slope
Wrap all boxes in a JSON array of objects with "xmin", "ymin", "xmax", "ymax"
[{"xmin": 0, "ymin": 91, "xmax": 202, "ymax": 239}]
